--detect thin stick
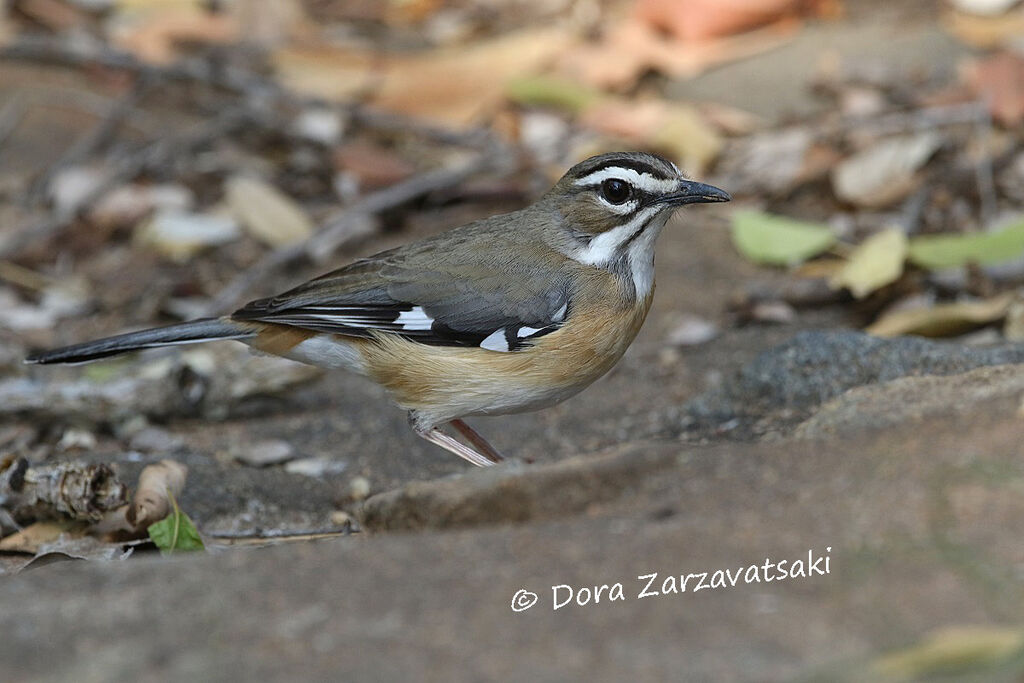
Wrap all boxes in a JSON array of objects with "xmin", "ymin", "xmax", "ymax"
[{"xmin": 0, "ymin": 107, "xmax": 250, "ymax": 258}]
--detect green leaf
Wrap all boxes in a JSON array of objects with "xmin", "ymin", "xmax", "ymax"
[
  {"xmin": 504, "ymin": 76, "xmax": 602, "ymax": 114},
  {"xmin": 908, "ymin": 220, "xmax": 1024, "ymax": 270},
  {"xmin": 147, "ymin": 490, "xmax": 204, "ymax": 555},
  {"xmin": 730, "ymin": 211, "xmax": 837, "ymax": 266}
]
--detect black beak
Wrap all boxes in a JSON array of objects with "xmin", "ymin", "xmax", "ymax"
[{"xmin": 658, "ymin": 180, "xmax": 731, "ymax": 206}]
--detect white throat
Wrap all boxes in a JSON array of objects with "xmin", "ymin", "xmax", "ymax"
[{"xmin": 568, "ymin": 207, "xmax": 670, "ymax": 299}]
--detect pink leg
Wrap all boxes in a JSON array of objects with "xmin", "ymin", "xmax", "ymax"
[
  {"xmin": 450, "ymin": 419, "xmax": 505, "ymax": 463},
  {"xmin": 414, "ymin": 425, "xmax": 495, "ymax": 467}
]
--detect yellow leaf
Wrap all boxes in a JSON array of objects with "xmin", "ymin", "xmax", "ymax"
[
  {"xmin": 873, "ymin": 626, "xmax": 1024, "ymax": 680},
  {"xmin": 829, "ymin": 228, "xmax": 907, "ymax": 298},
  {"xmin": 867, "ymin": 293, "xmax": 1014, "ymax": 337}
]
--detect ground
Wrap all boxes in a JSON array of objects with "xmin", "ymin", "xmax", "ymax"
[{"xmin": 2, "ymin": 2, "xmax": 1024, "ymax": 682}]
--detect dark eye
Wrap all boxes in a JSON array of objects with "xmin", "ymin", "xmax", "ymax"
[{"xmin": 600, "ymin": 178, "xmax": 632, "ymax": 205}]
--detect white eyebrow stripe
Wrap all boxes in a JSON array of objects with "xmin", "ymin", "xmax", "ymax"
[{"xmin": 574, "ymin": 167, "xmax": 678, "ymax": 194}]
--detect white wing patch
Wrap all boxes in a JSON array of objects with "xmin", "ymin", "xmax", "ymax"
[
  {"xmin": 478, "ymin": 321, "xmax": 562, "ymax": 353},
  {"xmin": 573, "ymin": 166, "xmax": 678, "ymax": 195},
  {"xmin": 480, "ymin": 328, "xmax": 509, "ymax": 352},
  {"xmin": 395, "ymin": 306, "xmax": 434, "ymax": 331}
]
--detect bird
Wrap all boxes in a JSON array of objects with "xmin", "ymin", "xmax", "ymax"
[{"xmin": 26, "ymin": 151, "xmax": 730, "ymax": 467}]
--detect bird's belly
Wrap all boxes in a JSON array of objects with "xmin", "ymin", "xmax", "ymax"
[{"xmin": 357, "ymin": 294, "xmax": 653, "ymax": 425}]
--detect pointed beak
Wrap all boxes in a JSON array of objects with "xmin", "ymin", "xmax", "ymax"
[{"xmin": 657, "ymin": 180, "xmax": 731, "ymax": 206}]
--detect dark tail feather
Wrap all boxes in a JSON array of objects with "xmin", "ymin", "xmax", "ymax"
[{"xmin": 25, "ymin": 318, "xmax": 255, "ymax": 365}]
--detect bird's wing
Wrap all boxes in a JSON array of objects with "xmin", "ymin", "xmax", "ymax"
[{"xmin": 232, "ymin": 228, "xmax": 573, "ymax": 352}]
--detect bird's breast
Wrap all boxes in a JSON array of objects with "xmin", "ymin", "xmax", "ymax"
[{"xmin": 354, "ymin": 289, "xmax": 654, "ymax": 424}]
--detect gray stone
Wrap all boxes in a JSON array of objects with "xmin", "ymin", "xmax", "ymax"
[{"xmin": 683, "ymin": 331, "xmax": 1024, "ymax": 437}]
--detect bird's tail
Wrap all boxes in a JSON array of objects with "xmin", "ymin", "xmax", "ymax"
[{"xmin": 25, "ymin": 317, "xmax": 256, "ymax": 365}]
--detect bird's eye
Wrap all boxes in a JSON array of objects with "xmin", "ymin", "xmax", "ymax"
[{"xmin": 600, "ymin": 178, "xmax": 632, "ymax": 205}]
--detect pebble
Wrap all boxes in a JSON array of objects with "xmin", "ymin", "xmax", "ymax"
[
  {"xmin": 284, "ymin": 456, "xmax": 348, "ymax": 477},
  {"xmin": 234, "ymin": 439, "xmax": 297, "ymax": 467}
]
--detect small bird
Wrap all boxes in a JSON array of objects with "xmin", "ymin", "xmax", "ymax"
[{"xmin": 27, "ymin": 152, "xmax": 729, "ymax": 467}]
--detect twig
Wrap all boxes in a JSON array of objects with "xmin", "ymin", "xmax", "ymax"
[
  {"xmin": 821, "ymin": 102, "xmax": 991, "ymax": 137},
  {"xmin": 26, "ymin": 76, "xmax": 156, "ymax": 206},
  {"xmin": 1, "ymin": 36, "xmax": 500, "ymax": 151},
  {"xmin": 202, "ymin": 152, "xmax": 501, "ymax": 314},
  {"xmin": 0, "ymin": 458, "xmax": 128, "ymax": 525},
  {"xmin": 0, "ymin": 35, "xmax": 272, "ymax": 99},
  {"xmin": 0, "ymin": 94, "xmax": 25, "ymax": 152},
  {"xmin": 973, "ymin": 109, "xmax": 998, "ymax": 228},
  {"xmin": 0, "ymin": 107, "xmax": 251, "ymax": 258}
]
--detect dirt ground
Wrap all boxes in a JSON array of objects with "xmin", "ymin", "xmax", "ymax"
[{"xmin": 3, "ymin": 2, "xmax": 1024, "ymax": 682}]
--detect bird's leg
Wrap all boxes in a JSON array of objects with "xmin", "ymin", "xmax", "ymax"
[
  {"xmin": 413, "ymin": 425, "xmax": 495, "ymax": 467},
  {"xmin": 449, "ymin": 419, "xmax": 505, "ymax": 463}
]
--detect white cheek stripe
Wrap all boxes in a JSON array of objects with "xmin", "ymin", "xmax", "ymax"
[
  {"xmin": 574, "ymin": 167, "xmax": 678, "ymax": 195},
  {"xmin": 571, "ymin": 205, "xmax": 660, "ymax": 266}
]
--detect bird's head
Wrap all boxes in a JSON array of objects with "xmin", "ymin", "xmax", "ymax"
[{"xmin": 540, "ymin": 151, "xmax": 730, "ymax": 269}]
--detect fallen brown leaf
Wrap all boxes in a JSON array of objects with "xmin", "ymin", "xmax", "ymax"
[
  {"xmin": 636, "ymin": 0, "xmax": 804, "ymax": 41},
  {"xmin": 964, "ymin": 51, "xmax": 1024, "ymax": 127},
  {"xmin": 559, "ymin": 14, "xmax": 801, "ymax": 89},
  {"xmin": 371, "ymin": 27, "xmax": 570, "ymax": 128},
  {"xmin": 867, "ymin": 293, "xmax": 1014, "ymax": 338},
  {"xmin": 943, "ymin": 7, "xmax": 1024, "ymax": 49},
  {"xmin": 113, "ymin": 6, "xmax": 238, "ymax": 65},
  {"xmin": 126, "ymin": 459, "xmax": 188, "ymax": 529}
]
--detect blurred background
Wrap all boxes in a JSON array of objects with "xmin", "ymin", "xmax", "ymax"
[{"xmin": 4, "ymin": 1, "xmax": 1024, "ymax": 681}]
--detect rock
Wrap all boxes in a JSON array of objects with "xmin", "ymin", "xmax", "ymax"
[
  {"xmin": 128, "ymin": 426, "xmax": 185, "ymax": 453},
  {"xmin": 794, "ymin": 364, "xmax": 1024, "ymax": 440},
  {"xmin": 666, "ymin": 315, "xmax": 719, "ymax": 346},
  {"xmin": 234, "ymin": 439, "xmax": 296, "ymax": 467},
  {"xmin": 291, "ymin": 108, "xmax": 344, "ymax": 145},
  {"xmin": 359, "ymin": 448, "xmax": 676, "ymax": 532},
  {"xmin": 683, "ymin": 330, "xmax": 1024, "ymax": 436},
  {"xmin": 347, "ymin": 476, "xmax": 371, "ymax": 501}
]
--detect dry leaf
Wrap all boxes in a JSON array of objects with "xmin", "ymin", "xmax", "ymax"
[
  {"xmin": 832, "ymin": 132, "xmax": 942, "ymax": 207},
  {"xmin": 867, "ymin": 293, "xmax": 1014, "ymax": 337},
  {"xmin": 943, "ymin": 7, "xmax": 1024, "ymax": 48},
  {"xmin": 829, "ymin": 228, "xmax": 908, "ymax": 298},
  {"xmin": 225, "ymin": 177, "xmax": 314, "ymax": 248},
  {"xmin": 559, "ymin": 14, "xmax": 800, "ymax": 89},
  {"xmin": 334, "ymin": 142, "xmax": 416, "ymax": 189},
  {"xmin": 126, "ymin": 459, "xmax": 188, "ymax": 529},
  {"xmin": 371, "ymin": 27, "xmax": 569, "ymax": 127},
  {"xmin": 580, "ymin": 99, "xmax": 722, "ymax": 173},
  {"xmin": 873, "ymin": 626, "xmax": 1024, "ymax": 680},
  {"xmin": 964, "ymin": 51, "xmax": 1024, "ymax": 127},
  {"xmin": 637, "ymin": 0, "xmax": 804, "ymax": 41},
  {"xmin": 272, "ymin": 46, "xmax": 378, "ymax": 102},
  {"xmin": 135, "ymin": 209, "xmax": 240, "ymax": 262},
  {"xmin": 0, "ymin": 521, "xmax": 78, "ymax": 554},
  {"xmin": 112, "ymin": 6, "xmax": 237, "ymax": 64}
]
